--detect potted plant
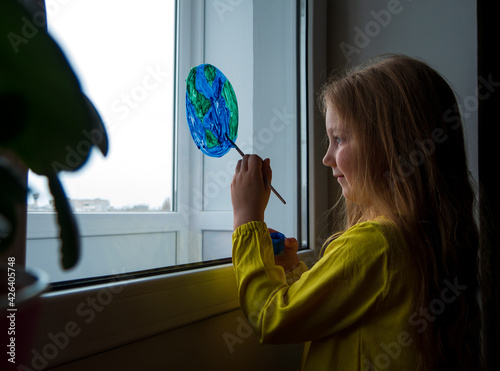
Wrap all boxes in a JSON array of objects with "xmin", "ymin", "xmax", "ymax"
[{"xmin": 0, "ymin": 0, "xmax": 108, "ymax": 367}]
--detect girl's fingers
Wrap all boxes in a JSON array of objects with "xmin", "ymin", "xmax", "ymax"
[
  {"xmin": 285, "ymin": 237, "xmax": 299, "ymax": 253},
  {"xmin": 262, "ymin": 158, "xmax": 272, "ymax": 185},
  {"xmin": 235, "ymin": 158, "xmax": 242, "ymax": 173},
  {"xmin": 241, "ymin": 154, "xmax": 251, "ymax": 172}
]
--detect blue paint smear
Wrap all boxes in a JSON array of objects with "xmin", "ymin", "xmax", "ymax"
[
  {"xmin": 270, "ymin": 232, "xmax": 286, "ymax": 255},
  {"xmin": 185, "ymin": 64, "xmax": 238, "ymax": 158}
]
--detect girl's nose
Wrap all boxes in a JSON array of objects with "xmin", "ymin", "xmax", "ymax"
[{"xmin": 323, "ymin": 150, "xmax": 335, "ymax": 167}]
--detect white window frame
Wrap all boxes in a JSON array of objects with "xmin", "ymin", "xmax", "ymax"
[
  {"xmin": 17, "ymin": 0, "xmax": 324, "ymax": 368},
  {"xmin": 25, "ymin": 0, "xmax": 236, "ymax": 282},
  {"xmin": 27, "ymin": 0, "xmax": 310, "ymax": 284}
]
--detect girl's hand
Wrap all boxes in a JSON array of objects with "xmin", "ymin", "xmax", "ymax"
[
  {"xmin": 231, "ymin": 154, "xmax": 272, "ymax": 230},
  {"xmin": 269, "ymin": 228, "xmax": 300, "ymax": 272}
]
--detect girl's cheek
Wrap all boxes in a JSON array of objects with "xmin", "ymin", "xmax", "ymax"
[
  {"xmin": 338, "ymin": 151, "xmax": 354, "ymax": 177},
  {"xmin": 336, "ymin": 148, "xmax": 345, "ymax": 167}
]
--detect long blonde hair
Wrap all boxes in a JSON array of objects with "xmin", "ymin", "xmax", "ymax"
[{"xmin": 320, "ymin": 54, "xmax": 482, "ymax": 370}]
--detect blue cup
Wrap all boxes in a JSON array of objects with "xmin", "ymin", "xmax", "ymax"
[{"xmin": 270, "ymin": 232, "xmax": 286, "ymax": 255}]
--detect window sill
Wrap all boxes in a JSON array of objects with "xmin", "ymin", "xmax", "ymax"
[
  {"xmin": 29, "ymin": 249, "xmax": 315, "ymax": 368},
  {"xmin": 31, "ymin": 263, "xmax": 239, "ymax": 368}
]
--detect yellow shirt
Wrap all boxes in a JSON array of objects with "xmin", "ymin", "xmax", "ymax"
[{"xmin": 232, "ymin": 220, "xmax": 418, "ymax": 370}]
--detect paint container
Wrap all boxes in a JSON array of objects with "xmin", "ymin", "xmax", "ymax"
[{"xmin": 270, "ymin": 232, "xmax": 286, "ymax": 256}]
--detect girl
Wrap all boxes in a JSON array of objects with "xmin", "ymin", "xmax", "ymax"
[{"xmin": 230, "ymin": 55, "xmax": 482, "ymax": 370}]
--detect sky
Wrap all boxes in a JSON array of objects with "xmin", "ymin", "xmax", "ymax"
[{"xmin": 28, "ymin": 0, "xmax": 176, "ymax": 210}]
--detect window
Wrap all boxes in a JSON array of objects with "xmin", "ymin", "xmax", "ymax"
[
  {"xmin": 26, "ymin": 0, "xmax": 308, "ymax": 284},
  {"xmin": 26, "ymin": 0, "xmax": 177, "ymax": 283}
]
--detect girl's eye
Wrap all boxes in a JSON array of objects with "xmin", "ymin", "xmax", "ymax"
[{"xmin": 335, "ymin": 137, "xmax": 343, "ymax": 145}]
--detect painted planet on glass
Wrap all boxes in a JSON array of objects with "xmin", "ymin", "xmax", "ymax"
[{"xmin": 185, "ymin": 64, "xmax": 238, "ymax": 157}]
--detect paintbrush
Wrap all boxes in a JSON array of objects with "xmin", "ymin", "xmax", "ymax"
[{"xmin": 225, "ymin": 134, "xmax": 286, "ymax": 204}]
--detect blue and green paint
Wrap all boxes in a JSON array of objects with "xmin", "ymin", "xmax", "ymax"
[{"xmin": 185, "ymin": 64, "xmax": 238, "ymax": 157}]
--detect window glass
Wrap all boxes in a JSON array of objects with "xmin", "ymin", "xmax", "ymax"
[
  {"xmin": 28, "ymin": 0, "xmax": 175, "ymax": 212},
  {"xmin": 26, "ymin": 0, "xmax": 176, "ymax": 282},
  {"xmin": 26, "ymin": 0, "xmax": 307, "ymax": 284}
]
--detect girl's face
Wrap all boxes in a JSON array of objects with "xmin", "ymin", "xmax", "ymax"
[{"xmin": 323, "ymin": 107, "xmax": 356, "ymax": 201}]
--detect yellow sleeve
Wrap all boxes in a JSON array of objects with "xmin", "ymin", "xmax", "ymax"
[
  {"xmin": 232, "ymin": 220, "xmax": 393, "ymax": 344},
  {"xmin": 285, "ymin": 261, "xmax": 309, "ymax": 285}
]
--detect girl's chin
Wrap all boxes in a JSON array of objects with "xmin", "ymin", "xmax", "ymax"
[{"xmin": 340, "ymin": 186, "xmax": 351, "ymax": 199}]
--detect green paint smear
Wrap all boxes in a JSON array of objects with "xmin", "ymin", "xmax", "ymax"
[
  {"xmin": 186, "ymin": 70, "xmax": 211, "ymax": 121},
  {"xmin": 222, "ymin": 79, "xmax": 238, "ymax": 139},
  {"xmin": 204, "ymin": 64, "xmax": 216, "ymax": 87},
  {"xmin": 205, "ymin": 129, "xmax": 219, "ymax": 149}
]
